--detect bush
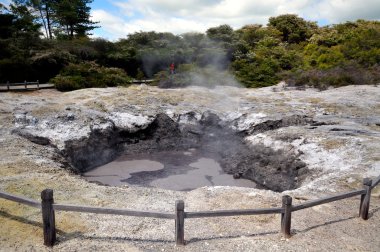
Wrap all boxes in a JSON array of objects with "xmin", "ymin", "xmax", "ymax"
[
  {"xmin": 233, "ymin": 58, "xmax": 281, "ymax": 88},
  {"xmin": 283, "ymin": 63, "xmax": 380, "ymax": 90},
  {"xmin": 50, "ymin": 62, "xmax": 131, "ymax": 91},
  {"xmin": 51, "ymin": 75, "xmax": 85, "ymax": 91}
]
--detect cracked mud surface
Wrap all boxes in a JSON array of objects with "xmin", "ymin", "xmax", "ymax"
[{"xmin": 1, "ymin": 84, "xmax": 380, "ymax": 251}]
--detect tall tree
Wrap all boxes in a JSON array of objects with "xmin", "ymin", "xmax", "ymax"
[
  {"xmin": 30, "ymin": 0, "xmax": 55, "ymax": 39},
  {"xmin": 54, "ymin": 0, "xmax": 98, "ymax": 39},
  {"xmin": 11, "ymin": 0, "xmax": 55, "ymax": 39},
  {"xmin": 15, "ymin": 0, "xmax": 97, "ymax": 39},
  {"xmin": 8, "ymin": 1, "xmax": 41, "ymax": 38}
]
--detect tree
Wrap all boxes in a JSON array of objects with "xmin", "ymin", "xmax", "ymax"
[
  {"xmin": 0, "ymin": 1, "xmax": 42, "ymax": 82},
  {"xmin": 30, "ymin": 0, "xmax": 56, "ymax": 39},
  {"xmin": 206, "ymin": 24, "xmax": 234, "ymax": 43},
  {"xmin": 268, "ymin": 14, "xmax": 317, "ymax": 43},
  {"xmin": 0, "ymin": 5, "xmax": 14, "ymax": 39},
  {"xmin": 10, "ymin": 0, "xmax": 56, "ymax": 39},
  {"xmin": 8, "ymin": 2, "xmax": 41, "ymax": 38},
  {"xmin": 54, "ymin": 0, "xmax": 98, "ymax": 39},
  {"xmin": 18, "ymin": 0, "xmax": 98, "ymax": 39}
]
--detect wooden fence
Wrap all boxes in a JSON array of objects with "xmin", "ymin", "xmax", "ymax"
[
  {"xmin": 130, "ymin": 79, "xmax": 154, "ymax": 84},
  {"xmin": 0, "ymin": 175, "xmax": 379, "ymax": 247},
  {"xmin": 0, "ymin": 80, "xmax": 152, "ymax": 91},
  {"xmin": 0, "ymin": 80, "xmax": 55, "ymax": 91}
]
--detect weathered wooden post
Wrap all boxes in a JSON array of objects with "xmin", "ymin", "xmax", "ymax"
[
  {"xmin": 7, "ymin": 81, "xmax": 9, "ymax": 91},
  {"xmin": 360, "ymin": 178, "xmax": 372, "ymax": 220},
  {"xmin": 281, "ymin": 195, "xmax": 292, "ymax": 238},
  {"xmin": 24, "ymin": 80, "xmax": 27, "ymax": 89},
  {"xmin": 37, "ymin": 80, "xmax": 39, "ymax": 90},
  {"xmin": 41, "ymin": 189, "xmax": 56, "ymax": 246},
  {"xmin": 175, "ymin": 200, "xmax": 185, "ymax": 245}
]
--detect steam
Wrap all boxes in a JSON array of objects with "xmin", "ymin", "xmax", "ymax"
[
  {"xmin": 137, "ymin": 33, "xmax": 243, "ymax": 88},
  {"xmin": 190, "ymin": 69, "xmax": 241, "ymax": 87}
]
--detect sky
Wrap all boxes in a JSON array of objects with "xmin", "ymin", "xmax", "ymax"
[
  {"xmin": 90, "ymin": 0, "xmax": 380, "ymax": 40},
  {"xmin": 2, "ymin": 0, "xmax": 380, "ymax": 40}
]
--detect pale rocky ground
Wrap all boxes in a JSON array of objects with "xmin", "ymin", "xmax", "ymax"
[{"xmin": 0, "ymin": 84, "xmax": 380, "ymax": 251}]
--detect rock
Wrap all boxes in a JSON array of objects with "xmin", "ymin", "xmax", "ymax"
[
  {"xmin": 12, "ymin": 129, "xmax": 51, "ymax": 145},
  {"xmin": 67, "ymin": 113, "xmax": 75, "ymax": 121},
  {"xmin": 247, "ymin": 115, "xmax": 313, "ymax": 134}
]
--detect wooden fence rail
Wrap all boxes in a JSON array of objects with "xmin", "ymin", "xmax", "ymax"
[
  {"xmin": 185, "ymin": 207, "xmax": 283, "ymax": 218},
  {"xmin": 0, "ymin": 191, "xmax": 41, "ymax": 208},
  {"xmin": 0, "ymin": 80, "xmax": 55, "ymax": 91},
  {"xmin": 130, "ymin": 79, "xmax": 154, "ymax": 84},
  {"xmin": 292, "ymin": 189, "xmax": 365, "ymax": 212},
  {"xmin": 0, "ymin": 174, "xmax": 379, "ymax": 247},
  {"xmin": 53, "ymin": 203, "xmax": 175, "ymax": 219}
]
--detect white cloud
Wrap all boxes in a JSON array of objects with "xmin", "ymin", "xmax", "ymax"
[
  {"xmin": 0, "ymin": 0, "xmax": 11, "ymax": 7},
  {"xmin": 312, "ymin": 0, "xmax": 380, "ymax": 23},
  {"xmin": 92, "ymin": 0, "xmax": 380, "ymax": 40},
  {"xmin": 91, "ymin": 9, "xmax": 127, "ymax": 39}
]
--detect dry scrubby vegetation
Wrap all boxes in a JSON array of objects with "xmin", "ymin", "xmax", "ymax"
[{"xmin": 0, "ymin": 1, "xmax": 379, "ymax": 90}]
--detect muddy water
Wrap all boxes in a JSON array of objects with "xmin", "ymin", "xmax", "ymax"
[{"xmin": 83, "ymin": 149, "xmax": 256, "ymax": 191}]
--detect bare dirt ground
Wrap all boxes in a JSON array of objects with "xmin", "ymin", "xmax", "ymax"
[{"xmin": 0, "ymin": 84, "xmax": 380, "ymax": 251}]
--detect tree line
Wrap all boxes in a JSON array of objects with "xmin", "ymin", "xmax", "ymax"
[{"xmin": 0, "ymin": 0, "xmax": 379, "ymax": 90}]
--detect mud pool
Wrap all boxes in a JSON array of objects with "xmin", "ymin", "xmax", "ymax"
[{"xmin": 83, "ymin": 150, "xmax": 256, "ymax": 191}]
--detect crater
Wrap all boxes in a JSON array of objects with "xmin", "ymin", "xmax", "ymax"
[{"xmin": 14, "ymin": 111, "xmax": 311, "ymax": 192}]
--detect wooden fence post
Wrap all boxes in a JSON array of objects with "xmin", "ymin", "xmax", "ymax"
[
  {"xmin": 360, "ymin": 178, "xmax": 372, "ymax": 220},
  {"xmin": 7, "ymin": 81, "xmax": 9, "ymax": 91},
  {"xmin": 175, "ymin": 200, "xmax": 185, "ymax": 245},
  {"xmin": 41, "ymin": 189, "xmax": 56, "ymax": 246},
  {"xmin": 24, "ymin": 80, "xmax": 27, "ymax": 89},
  {"xmin": 281, "ymin": 195, "xmax": 292, "ymax": 238},
  {"xmin": 37, "ymin": 80, "xmax": 39, "ymax": 90}
]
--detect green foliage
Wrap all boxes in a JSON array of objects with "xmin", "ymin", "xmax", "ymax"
[
  {"xmin": 233, "ymin": 58, "xmax": 280, "ymax": 88},
  {"xmin": 53, "ymin": 0, "xmax": 99, "ymax": 39},
  {"xmin": 51, "ymin": 75, "xmax": 85, "ymax": 91},
  {"xmin": 206, "ymin": 24, "xmax": 234, "ymax": 43},
  {"xmin": 268, "ymin": 14, "xmax": 317, "ymax": 43},
  {"xmin": 283, "ymin": 63, "xmax": 380, "ymax": 90},
  {"xmin": 303, "ymin": 44, "xmax": 345, "ymax": 69},
  {"xmin": 1, "ymin": 3, "xmax": 379, "ymax": 89},
  {"xmin": 51, "ymin": 62, "xmax": 131, "ymax": 91},
  {"xmin": 15, "ymin": 0, "xmax": 98, "ymax": 39}
]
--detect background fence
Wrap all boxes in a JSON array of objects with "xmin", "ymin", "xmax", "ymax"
[
  {"xmin": 0, "ymin": 174, "xmax": 379, "ymax": 247},
  {"xmin": 0, "ymin": 80, "xmax": 153, "ymax": 92},
  {"xmin": 0, "ymin": 80, "xmax": 54, "ymax": 91}
]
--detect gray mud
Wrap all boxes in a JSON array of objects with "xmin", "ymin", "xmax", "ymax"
[{"xmin": 83, "ymin": 150, "xmax": 256, "ymax": 190}]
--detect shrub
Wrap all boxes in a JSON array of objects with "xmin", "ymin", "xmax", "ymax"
[
  {"xmin": 283, "ymin": 63, "xmax": 380, "ymax": 90},
  {"xmin": 233, "ymin": 58, "xmax": 281, "ymax": 88},
  {"xmin": 50, "ymin": 62, "xmax": 131, "ymax": 91},
  {"xmin": 51, "ymin": 75, "xmax": 85, "ymax": 91}
]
